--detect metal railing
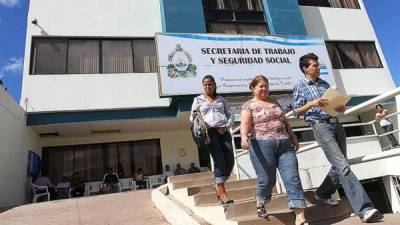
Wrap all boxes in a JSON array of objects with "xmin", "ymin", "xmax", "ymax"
[{"xmin": 231, "ymin": 87, "xmax": 400, "ymax": 180}]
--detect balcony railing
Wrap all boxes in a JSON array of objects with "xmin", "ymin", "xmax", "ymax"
[{"xmin": 230, "ymin": 87, "xmax": 400, "ymax": 184}]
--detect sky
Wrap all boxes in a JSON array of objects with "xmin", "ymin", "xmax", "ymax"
[{"xmin": 0, "ymin": 0, "xmax": 399, "ymax": 102}]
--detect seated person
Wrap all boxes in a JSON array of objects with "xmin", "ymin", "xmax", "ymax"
[
  {"xmin": 188, "ymin": 162, "xmax": 201, "ymax": 174},
  {"xmin": 134, "ymin": 168, "xmax": 147, "ymax": 189},
  {"xmin": 174, "ymin": 163, "xmax": 187, "ymax": 175},
  {"xmin": 162, "ymin": 164, "xmax": 174, "ymax": 183},
  {"xmin": 103, "ymin": 168, "xmax": 120, "ymax": 193},
  {"xmin": 69, "ymin": 172, "xmax": 86, "ymax": 197},
  {"xmin": 34, "ymin": 172, "xmax": 56, "ymax": 200},
  {"xmin": 56, "ymin": 176, "xmax": 71, "ymax": 199}
]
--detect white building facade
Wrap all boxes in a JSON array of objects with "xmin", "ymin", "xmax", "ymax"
[{"xmin": 7, "ymin": 0, "xmax": 399, "ymax": 212}]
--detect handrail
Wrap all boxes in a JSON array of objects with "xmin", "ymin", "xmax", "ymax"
[
  {"xmin": 343, "ymin": 87, "xmax": 400, "ymax": 116},
  {"xmin": 231, "ymin": 87, "xmax": 400, "ymax": 180},
  {"xmin": 348, "ymin": 148, "xmax": 400, "ymax": 165},
  {"xmin": 233, "ymin": 103, "xmax": 400, "ymax": 135},
  {"xmin": 379, "ymin": 129, "xmax": 400, "ymax": 137}
]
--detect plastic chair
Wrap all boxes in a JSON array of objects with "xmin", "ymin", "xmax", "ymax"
[
  {"xmin": 31, "ymin": 184, "xmax": 50, "ymax": 203},
  {"xmin": 148, "ymin": 175, "xmax": 164, "ymax": 189},
  {"xmin": 120, "ymin": 178, "xmax": 134, "ymax": 191},
  {"xmin": 85, "ymin": 181, "xmax": 102, "ymax": 195}
]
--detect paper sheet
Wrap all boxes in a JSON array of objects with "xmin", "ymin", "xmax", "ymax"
[{"xmin": 321, "ymin": 88, "xmax": 351, "ymax": 116}]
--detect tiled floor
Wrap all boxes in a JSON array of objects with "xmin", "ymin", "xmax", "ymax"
[{"xmin": 0, "ymin": 190, "xmax": 170, "ymax": 225}]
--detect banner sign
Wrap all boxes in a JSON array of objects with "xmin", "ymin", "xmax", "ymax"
[{"xmin": 156, "ymin": 33, "xmax": 336, "ymax": 96}]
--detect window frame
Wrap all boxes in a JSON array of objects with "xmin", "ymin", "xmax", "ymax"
[
  {"xmin": 325, "ymin": 41, "xmax": 383, "ymax": 69},
  {"xmin": 30, "ymin": 37, "xmax": 69, "ymax": 75},
  {"xmin": 202, "ymin": 0, "xmax": 269, "ymax": 35},
  {"xmin": 298, "ymin": 0, "xmax": 360, "ymax": 9},
  {"xmin": 203, "ymin": 0, "xmax": 265, "ymax": 12},
  {"xmin": 30, "ymin": 37, "xmax": 156, "ymax": 75}
]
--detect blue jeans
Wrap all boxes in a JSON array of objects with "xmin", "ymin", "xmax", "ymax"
[
  {"xmin": 108, "ymin": 184, "xmax": 119, "ymax": 193},
  {"xmin": 249, "ymin": 138, "xmax": 306, "ymax": 209},
  {"xmin": 382, "ymin": 124, "xmax": 400, "ymax": 147},
  {"xmin": 206, "ymin": 128, "xmax": 234, "ymax": 184},
  {"xmin": 312, "ymin": 122, "xmax": 374, "ymax": 217}
]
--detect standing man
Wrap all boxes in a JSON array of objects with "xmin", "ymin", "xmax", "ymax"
[
  {"xmin": 292, "ymin": 53, "xmax": 382, "ymax": 223},
  {"xmin": 375, "ymin": 104, "xmax": 400, "ymax": 149}
]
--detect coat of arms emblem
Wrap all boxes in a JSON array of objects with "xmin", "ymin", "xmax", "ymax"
[{"xmin": 167, "ymin": 44, "xmax": 197, "ymax": 78}]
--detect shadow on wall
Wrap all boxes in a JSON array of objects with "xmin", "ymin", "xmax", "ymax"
[{"xmin": 299, "ymin": 6, "xmax": 346, "ymax": 92}]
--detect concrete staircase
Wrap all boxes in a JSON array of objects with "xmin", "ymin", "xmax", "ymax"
[{"xmin": 152, "ymin": 172, "xmax": 398, "ymax": 225}]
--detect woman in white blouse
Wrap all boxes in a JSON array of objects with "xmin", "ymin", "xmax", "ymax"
[{"xmin": 190, "ymin": 75, "xmax": 235, "ymax": 205}]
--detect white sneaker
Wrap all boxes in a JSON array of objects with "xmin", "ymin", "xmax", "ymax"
[
  {"xmin": 314, "ymin": 193, "xmax": 339, "ymax": 206},
  {"xmin": 361, "ymin": 208, "xmax": 383, "ymax": 223}
]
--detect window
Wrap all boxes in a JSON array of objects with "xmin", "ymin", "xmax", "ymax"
[
  {"xmin": 294, "ymin": 129, "xmax": 315, "ymax": 142},
  {"xmin": 298, "ymin": 0, "xmax": 360, "ymax": 9},
  {"xmin": 204, "ymin": 0, "xmax": 264, "ymax": 11},
  {"xmin": 293, "ymin": 124, "xmax": 365, "ymax": 142},
  {"xmin": 31, "ymin": 38, "xmax": 157, "ymax": 75},
  {"xmin": 132, "ymin": 40, "xmax": 158, "ymax": 73},
  {"xmin": 32, "ymin": 39, "xmax": 68, "ymax": 74},
  {"xmin": 203, "ymin": 0, "xmax": 269, "ymax": 35},
  {"xmin": 343, "ymin": 125, "xmax": 364, "ymax": 137},
  {"xmin": 42, "ymin": 139, "xmax": 162, "ymax": 182},
  {"xmin": 326, "ymin": 42, "xmax": 383, "ymax": 69},
  {"xmin": 102, "ymin": 40, "xmax": 134, "ymax": 73},
  {"xmin": 68, "ymin": 40, "xmax": 100, "ymax": 74}
]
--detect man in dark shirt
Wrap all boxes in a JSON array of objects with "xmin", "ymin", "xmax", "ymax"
[
  {"xmin": 174, "ymin": 163, "xmax": 187, "ymax": 175},
  {"xmin": 188, "ymin": 162, "xmax": 201, "ymax": 174},
  {"xmin": 103, "ymin": 168, "xmax": 120, "ymax": 193}
]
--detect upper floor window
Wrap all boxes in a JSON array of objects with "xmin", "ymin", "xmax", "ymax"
[
  {"xmin": 204, "ymin": 0, "xmax": 264, "ymax": 11},
  {"xmin": 298, "ymin": 0, "xmax": 360, "ymax": 9},
  {"xmin": 31, "ymin": 38, "xmax": 157, "ymax": 75},
  {"xmin": 203, "ymin": 0, "xmax": 269, "ymax": 35},
  {"xmin": 326, "ymin": 42, "xmax": 383, "ymax": 69}
]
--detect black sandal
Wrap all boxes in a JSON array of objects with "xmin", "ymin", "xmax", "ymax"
[
  {"xmin": 219, "ymin": 198, "xmax": 234, "ymax": 205},
  {"xmin": 214, "ymin": 185, "xmax": 234, "ymax": 205},
  {"xmin": 257, "ymin": 204, "xmax": 269, "ymax": 219}
]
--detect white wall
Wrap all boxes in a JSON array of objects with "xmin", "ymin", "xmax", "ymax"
[
  {"xmin": 296, "ymin": 136, "xmax": 385, "ymax": 187},
  {"xmin": 0, "ymin": 86, "xmax": 41, "ymax": 208},
  {"xmin": 300, "ymin": 6, "xmax": 375, "ymax": 41},
  {"xmin": 300, "ymin": 4, "xmax": 396, "ymax": 96},
  {"xmin": 21, "ymin": 73, "xmax": 171, "ymax": 112},
  {"xmin": 41, "ymin": 129, "xmax": 200, "ymax": 171},
  {"xmin": 26, "ymin": 0, "xmax": 161, "ymax": 37},
  {"xmin": 20, "ymin": 0, "xmax": 165, "ymax": 112},
  {"xmin": 333, "ymin": 69, "xmax": 395, "ymax": 96}
]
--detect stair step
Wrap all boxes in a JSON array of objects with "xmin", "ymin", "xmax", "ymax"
[
  {"xmin": 235, "ymin": 210, "xmax": 294, "ymax": 225},
  {"xmin": 233, "ymin": 198, "xmax": 353, "ymax": 225},
  {"xmin": 171, "ymin": 177, "xmax": 214, "ymax": 190},
  {"xmin": 226, "ymin": 191, "xmax": 318, "ymax": 219},
  {"xmin": 168, "ymin": 171, "xmax": 213, "ymax": 184},
  {"xmin": 225, "ymin": 193, "xmax": 290, "ymax": 220},
  {"xmin": 187, "ymin": 179, "xmax": 257, "ymax": 196},
  {"xmin": 227, "ymin": 191, "xmax": 351, "ymax": 221},
  {"xmin": 195, "ymin": 186, "xmax": 256, "ymax": 206}
]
